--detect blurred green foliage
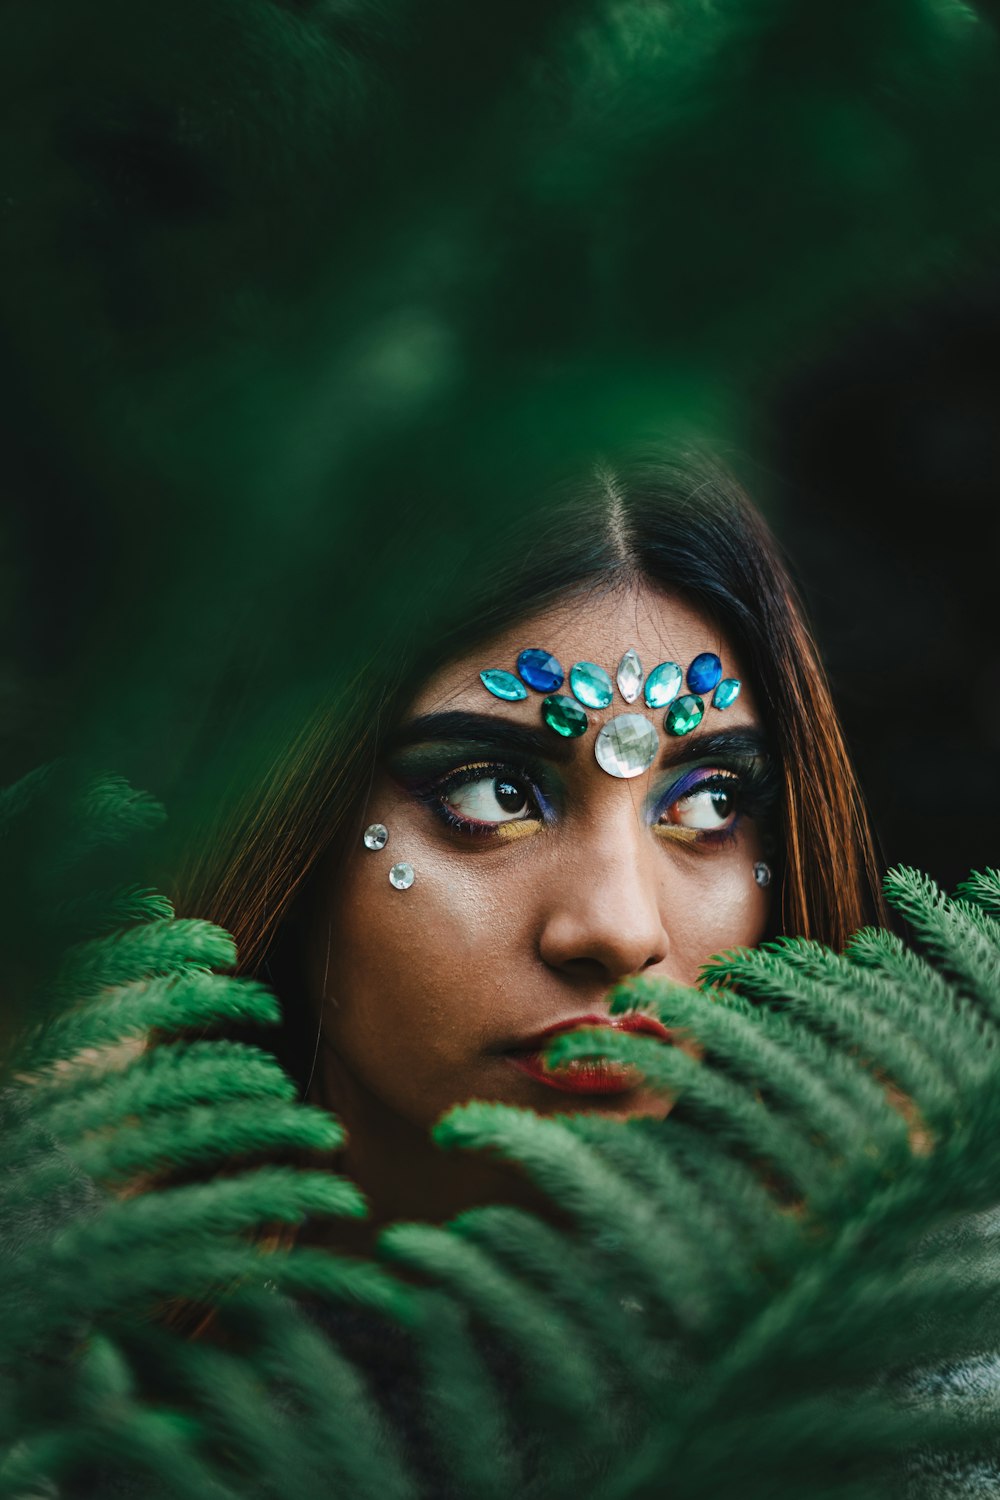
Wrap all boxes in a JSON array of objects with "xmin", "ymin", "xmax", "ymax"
[{"xmin": 2, "ymin": 0, "xmax": 999, "ymax": 837}]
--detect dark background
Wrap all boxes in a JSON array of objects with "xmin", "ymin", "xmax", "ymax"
[
  {"xmin": 3, "ymin": 0, "xmax": 999, "ymax": 902},
  {"xmin": 766, "ymin": 278, "xmax": 1000, "ymax": 890}
]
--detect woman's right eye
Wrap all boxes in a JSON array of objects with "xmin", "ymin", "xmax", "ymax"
[{"xmin": 442, "ymin": 774, "xmax": 537, "ymax": 826}]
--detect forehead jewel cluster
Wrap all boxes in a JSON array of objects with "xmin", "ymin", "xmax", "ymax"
[{"xmin": 480, "ymin": 649, "xmax": 741, "ymax": 780}]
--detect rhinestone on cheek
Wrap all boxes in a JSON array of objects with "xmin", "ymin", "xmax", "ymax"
[
  {"xmin": 664, "ymin": 694, "xmax": 705, "ymax": 736},
  {"xmin": 363, "ymin": 823, "xmax": 389, "ymax": 850},
  {"xmin": 754, "ymin": 861, "xmax": 772, "ymax": 888},
  {"xmin": 569, "ymin": 661, "xmax": 613, "ymax": 709},
  {"xmin": 687, "ymin": 652, "xmax": 722, "ymax": 694},
  {"xmin": 594, "ymin": 713, "xmax": 659, "ymax": 778},
  {"xmin": 644, "ymin": 661, "xmax": 683, "ymax": 709},
  {"xmin": 541, "ymin": 694, "xmax": 589, "ymax": 738},
  {"xmin": 389, "ymin": 862, "xmax": 415, "ymax": 890},
  {"xmin": 616, "ymin": 648, "xmax": 644, "ymax": 703},
  {"xmin": 713, "ymin": 678, "xmax": 741, "ymax": 710},
  {"xmin": 480, "ymin": 669, "xmax": 528, "ymax": 701},
  {"xmin": 517, "ymin": 649, "xmax": 564, "ymax": 693}
]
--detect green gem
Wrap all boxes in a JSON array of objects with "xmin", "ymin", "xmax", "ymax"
[
  {"xmin": 664, "ymin": 693, "xmax": 704, "ymax": 736},
  {"xmin": 541, "ymin": 694, "xmax": 589, "ymax": 738},
  {"xmin": 569, "ymin": 661, "xmax": 613, "ymax": 709},
  {"xmin": 713, "ymin": 678, "xmax": 741, "ymax": 710}
]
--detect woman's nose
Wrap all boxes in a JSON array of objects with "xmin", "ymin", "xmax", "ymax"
[{"xmin": 537, "ymin": 816, "xmax": 669, "ymax": 985}]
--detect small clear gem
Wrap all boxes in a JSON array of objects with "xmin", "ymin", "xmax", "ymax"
[
  {"xmin": 363, "ymin": 823, "xmax": 388, "ymax": 850},
  {"xmin": 569, "ymin": 661, "xmax": 613, "ymax": 709},
  {"xmin": 687, "ymin": 653, "xmax": 722, "ymax": 694},
  {"xmin": 665, "ymin": 694, "xmax": 704, "ymax": 736},
  {"xmin": 541, "ymin": 694, "xmax": 588, "ymax": 738},
  {"xmin": 644, "ymin": 661, "xmax": 683, "ymax": 709},
  {"xmin": 594, "ymin": 714, "xmax": 658, "ymax": 778},
  {"xmin": 517, "ymin": 649, "xmax": 564, "ymax": 693},
  {"xmin": 713, "ymin": 678, "xmax": 741, "ymax": 710},
  {"xmin": 616, "ymin": 648, "xmax": 643, "ymax": 703},
  {"xmin": 389, "ymin": 862, "xmax": 415, "ymax": 890},
  {"xmin": 754, "ymin": 861, "xmax": 772, "ymax": 888},
  {"xmin": 481, "ymin": 669, "xmax": 528, "ymax": 702}
]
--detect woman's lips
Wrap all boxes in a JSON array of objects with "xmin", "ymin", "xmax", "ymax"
[{"xmin": 505, "ymin": 1013, "xmax": 673, "ymax": 1096}]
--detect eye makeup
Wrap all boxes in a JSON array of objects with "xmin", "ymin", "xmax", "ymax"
[
  {"xmin": 386, "ymin": 717, "xmax": 775, "ymax": 849},
  {"xmin": 650, "ymin": 747, "xmax": 778, "ymax": 849},
  {"xmin": 389, "ymin": 743, "xmax": 560, "ymax": 844}
]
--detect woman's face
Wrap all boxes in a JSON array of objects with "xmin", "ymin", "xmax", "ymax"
[{"xmin": 309, "ymin": 583, "xmax": 774, "ymax": 1216}]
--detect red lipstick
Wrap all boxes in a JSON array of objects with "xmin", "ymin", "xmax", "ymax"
[{"xmin": 506, "ymin": 1013, "xmax": 672, "ymax": 1096}]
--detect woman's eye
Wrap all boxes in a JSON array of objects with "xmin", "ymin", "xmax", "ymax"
[
  {"xmin": 443, "ymin": 775, "xmax": 537, "ymax": 825},
  {"xmin": 661, "ymin": 776, "xmax": 739, "ymax": 832}
]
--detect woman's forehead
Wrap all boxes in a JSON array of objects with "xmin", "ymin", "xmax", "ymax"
[{"xmin": 411, "ymin": 583, "xmax": 751, "ymax": 719}]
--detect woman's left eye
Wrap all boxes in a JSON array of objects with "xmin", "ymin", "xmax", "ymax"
[
  {"xmin": 660, "ymin": 773, "xmax": 740, "ymax": 833},
  {"xmin": 442, "ymin": 774, "xmax": 538, "ymax": 826}
]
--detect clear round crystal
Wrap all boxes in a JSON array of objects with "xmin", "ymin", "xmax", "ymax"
[
  {"xmin": 594, "ymin": 714, "xmax": 658, "ymax": 779},
  {"xmin": 754, "ymin": 861, "xmax": 772, "ymax": 889},
  {"xmin": 389, "ymin": 862, "xmax": 415, "ymax": 890},
  {"xmin": 616, "ymin": 648, "xmax": 643, "ymax": 703},
  {"xmin": 363, "ymin": 823, "xmax": 389, "ymax": 850}
]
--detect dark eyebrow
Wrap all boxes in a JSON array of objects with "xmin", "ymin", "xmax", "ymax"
[
  {"xmin": 388, "ymin": 713, "xmax": 768, "ymax": 769},
  {"xmin": 387, "ymin": 711, "xmax": 579, "ymax": 763},
  {"xmin": 659, "ymin": 727, "xmax": 769, "ymax": 768}
]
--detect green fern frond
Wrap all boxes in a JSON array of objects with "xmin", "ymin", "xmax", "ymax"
[
  {"xmin": 448, "ymin": 1204, "xmax": 666, "ymax": 1389},
  {"xmin": 22, "ymin": 974, "xmax": 280, "ymax": 1076},
  {"xmin": 51, "ymin": 918, "xmax": 238, "ymax": 1002},
  {"xmin": 414, "ymin": 1294, "xmax": 521, "ymax": 1500},
  {"xmin": 381, "ymin": 1221, "xmax": 605, "ymax": 1438},
  {"xmin": 955, "ymin": 867, "xmax": 1000, "ymax": 918},
  {"xmin": 67, "ymin": 1099, "xmax": 342, "ymax": 1184},
  {"xmin": 884, "ymin": 866, "xmax": 1000, "ymax": 1013},
  {"xmin": 52, "ymin": 884, "xmax": 177, "ymax": 940},
  {"xmin": 32, "ymin": 1041, "xmax": 296, "ymax": 1135}
]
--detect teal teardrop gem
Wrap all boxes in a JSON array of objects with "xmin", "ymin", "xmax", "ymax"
[
  {"xmin": 480, "ymin": 669, "xmax": 528, "ymax": 702},
  {"xmin": 713, "ymin": 678, "xmax": 741, "ymax": 710},
  {"xmin": 665, "ymin": 694, "xmax": 704, "ymax": 736},
  {"xmin": 644, "ymin": 661, "xmax": 683, "ymax": 709},
  {"xmin": 542, "ymin": 694, "xmax": 588, "ymax": 738},
  {"xmin": 569, "ymin": 661, "xmax": 613, "ymax": 709}
]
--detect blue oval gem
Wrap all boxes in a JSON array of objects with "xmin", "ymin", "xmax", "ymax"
[
  {"xmin": 644, "ymin": 661, "xmax": 683, "ymax": 709},
  {"xmin": 713, "ymin": 678, "xmax": 741, "ymax": 711},
  {"xmin": 517, "ymin": 649, "xmax": 564, "ymax": 693},
  {"xmin": 687, "ymin": 652, "xmax": 722, "ymax": 694},
  {"xmin": 569, "ymin": 661, "xmax": 613, "ymax": 709},
  {"xmin": 480, "ymin": 669, "xmax": 528, "ymax": 702}
]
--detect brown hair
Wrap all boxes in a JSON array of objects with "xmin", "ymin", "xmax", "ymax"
[{"xmin": 176, "ymin": 450, "xmax": 884, "ymax": 1088}]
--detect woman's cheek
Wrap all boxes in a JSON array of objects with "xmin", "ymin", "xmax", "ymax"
[{"xmin": 328, "ymin": 843, "xmax": 522, "ymax": 1062}]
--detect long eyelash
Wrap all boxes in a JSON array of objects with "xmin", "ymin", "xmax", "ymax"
[
  {"xmin": 681, "ymin": 774, "xmax": 743, "ymax": 847},
  {"xmin": 410, "ymin": 760, "xmax": 548, "ymax": 838},
  {"xmin": 657, "ymin": 757, "xmax": 779, "ymax": 847}
]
